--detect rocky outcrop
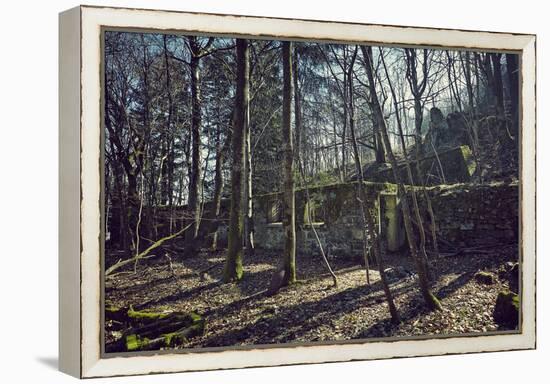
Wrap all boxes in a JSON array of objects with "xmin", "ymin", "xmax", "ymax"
[{"xmin": 493, "ymin": 290, "xmax": 519, "ymax": 328}]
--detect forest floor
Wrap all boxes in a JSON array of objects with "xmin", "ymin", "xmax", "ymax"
[{"xmin": 105, "ymin": 243, "xmax": 518, "ymax": 350}]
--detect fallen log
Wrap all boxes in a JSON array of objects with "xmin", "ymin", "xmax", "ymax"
[
  {"xmin": 105, "ymin": 307, "xmax": 205, "ymax": 352},
  {"xmin": 125, "ymin": 321, "xmax": 205, "ymax": 351}
]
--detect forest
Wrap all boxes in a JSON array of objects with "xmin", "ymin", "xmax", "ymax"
[{"xmin": 103, "ymin": 31, "xmax": 520, "ymax": 352}]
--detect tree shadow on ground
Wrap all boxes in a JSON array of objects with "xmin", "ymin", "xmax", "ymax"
[
  {"xmin": 357, "ymin": 293, "xmax": 432, "ymax": 339},
  {"xmin": 135, "ymin": 280, "xmax": 221, "ymax": 310},
  {"xmin": 436, "ymin": 271, "xmax": 476, "ymax": 300},
  {"xmin": 133, "ymin": 250, "xmax": 360, "ymax": 311},
  {"xmin": 106, "ymin": 243, "xmax": 519, "ymax": 348},
  {"xmin": 196, "ymin": 278, "xmax": 417, "ymax": 347},
  {"xmin": 105, "ymin": 273, "xmax": 180, "ymax": 296},
  {"xmin": 356, "ymin": 255, "xmax": 512, "ymax": 339},
  {"xmin": 132, "ymin": 263, "xmax": 277, "ymax": 310}
]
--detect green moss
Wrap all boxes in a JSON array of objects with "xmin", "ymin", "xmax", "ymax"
[
  {"xmin": 511, "ymin": 294, "xmax": 520, "ymax": 310},
  {"xmin": 380, "ymin": 182, "xmax": 398, "ymax": 193},
  {"xmin": 105, "ymin": 305, "xmax": 120, "ymax": 313},
  {"xmin": 222, "ymin": 260, "xmax": 244, "ymax": 283},
  {"xmin": 161, "ymin": 319, "xmax": 206, "ymax": 348},
  {"xmin": 123, "ymin": 313, "xmax": 205, "ymax": 351},
  {"xmin": 460, "ymin": 145, "xmax": 477, "ymax": 176},
  {"xmin": 125, "ymin": 334, "xmax": 151, "ymax": 351},
  {"xmin": 127, "ymin": 308, "xmax": 169, "ymax": 322},
  {"xmin": 254, "ymin": 180, "xmax": 396, "ymax": 228},
  {"xmin": 188, "ymin": 311, "xmax": 202, "ymax": 322},
  {"xmin": 125, "ymin": 334, "xmax": 138, "ymax": 350}
]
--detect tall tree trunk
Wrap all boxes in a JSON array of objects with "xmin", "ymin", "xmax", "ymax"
[
  {"xmin": 460, "ymin": 51, "xmax": 480, "ymax": 163},
  {"xmin": 244, "ymin": 97, "xmax": 255, "ymax": 257},
  {"xmin": 104, "ymin": 69, "xmax": 132, "ymax": 251},
  {"xmin": 162, "ymin": 35, "xmax": 172, "ymax": 205},
  {"xmin": 185, "ymin": 39, "xmax": 202, "ymax": 256},
  {"xmin": 491, "ymin": 53, "xmax": 505, "ymax": 118},
  {"xmin": 374, "ymin": 120, "xmax": 385, "ymax": 163},
  {"xmin": 112, "ymin": 159, "xmax": 129, "ymax": 251},
  {"xmin": 281, "ymin": 41, "xmax": 297, "ymax": 286},
  {"xmin": 482, "ymin": 53, "xmax": 497, "ymax": 114},
  {"xmin": 413, "ymin": 95, "xmax": 424, "ymax": 153},
  {"xmin": 349, "ymin": 47, "xmax": 399, "ymax": 323},
  {"xmin": 293, "ymin": 44, "xmax": 336, "ymax": 286},
  {"xmin": 446, "ymin": 51, "xmax": 463, "ymax": 112},
  {"xmin": 223, "ymin": 38, "xmax": 249, "ymax": 282},
  {"xmin": 210, "ymin": 123, "xmax": 231, "ymax": 250},
  {"xmin": 341, "ymin": 70, "xmax": 348, "ymax": 180},
  {"xmin": 473, "ymin": 53, "xmax": 482, "ymax": 108},
  {"xmin": 401, "ymin": 48, "xmax": 438, "ymax": 262},
  {"xmin": 380, "ymin": 48, "xmax": 440, "ymax": 259},
  {"xmin": 506, "ymin": 53, "xmax": 519, "ymax": 132},
  {"xmin": 347, "ymin": 47, "xmax": 370, "ymax": 284},
  {"xmin": 404, "ymin": 49, "xmax": 426, "ymax": 154},
  {"xmin": 363, "ymin": 46, "xmax": 441, "ymax": 311},
  {"xmin": 162, "ymin": 35, "xmax": 175, "ymax": 232},
  {"xmin": 293, "ymin": 46, "xmax": 302, "ymax": 161},
  {"xmin": 461, "ymin": 51, "xmax": 475, "ymax": 114},
  {"xmin": 131, "ymin": 39, "xmax": 151, "ymax": 248}
]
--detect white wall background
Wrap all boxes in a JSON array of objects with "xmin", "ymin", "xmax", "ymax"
[{"xmin": 0, "ymin": 0, "xmax": 546, "ymax": 382}]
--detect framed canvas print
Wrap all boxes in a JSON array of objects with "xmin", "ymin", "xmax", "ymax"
[{"xmin": 59, "ymin": 5, "xmax": 536, "ymax": 378}]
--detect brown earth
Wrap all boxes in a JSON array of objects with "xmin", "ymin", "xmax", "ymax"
[{"xmin": 105, "ymin": 243, "xmax": 518, "ymax": 351}]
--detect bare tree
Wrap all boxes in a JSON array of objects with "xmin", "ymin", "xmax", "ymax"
[
  {"xmin": 402, "ymin": 48, "xmax": 439, "ymax": 259},
  {"xmin": 268, "ymin": 41, "xmax": 297, "ymax": 294},
  {"xmin": 223, "ymin": 38, "xmax": 249, "ymax": 282},
  {"xmin": 362, "ymin": 45, "xmax": 441, "ymax": 311},
  {"xmin": 281, "ymin": 40, "xmax": 297, "ymax": 285},
  {"xmin": 244, "ymin": 89, "xmax": 255, "ymax": 257},
  {"xmin": 349, "ymin": 45, "xmax": 400, "ymax": 323},
  {"xmin": 210, "ymin": 122, "xmax": 231, "ymax": 250}
]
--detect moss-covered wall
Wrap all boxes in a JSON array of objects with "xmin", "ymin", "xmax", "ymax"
[
  {"xmin": 112, "ymin": 178, "xmax": 518, "ymax": 257},
  {"xmin": 418, "ymin": 181, "xmax": 519, "ymax": 247},
  {"xmin": 253, "ymin": 181, "xmax": 398, "ymax": 257},
  {"xmin": 253, "ymin": 180, "xmax": 519, "ymax": 257}
]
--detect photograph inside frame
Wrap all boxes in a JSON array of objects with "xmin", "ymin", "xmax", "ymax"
[{"xmin": 102, "ymin": 29, "xmax": 521, "ymax": 354}]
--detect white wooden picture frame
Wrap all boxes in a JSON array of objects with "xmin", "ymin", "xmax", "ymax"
[{"xmin": 59, "ymin": 5, "xmax": 536, "ymax": 378}]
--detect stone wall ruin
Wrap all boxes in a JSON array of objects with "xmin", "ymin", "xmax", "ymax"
[
  {"xmin": 253, "ymin": 182, "xmax": 404, "ymax": 258},
  {"xmin": 252, "ymin": 180, "xmax": 519, "ymax": 257}
]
